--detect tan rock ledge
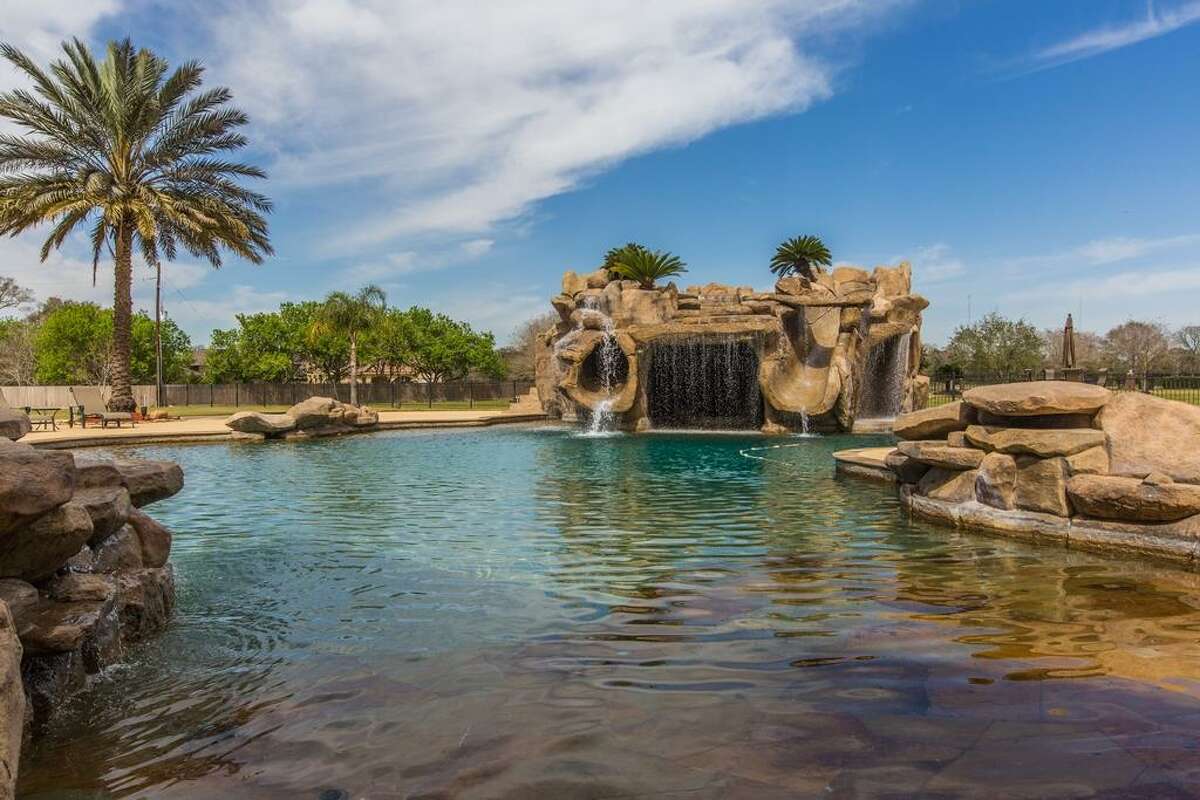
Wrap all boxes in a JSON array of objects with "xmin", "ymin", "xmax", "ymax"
[
  {"xmin": 964, "ymin": 425, "xmax": 1106, "ymax": 458},
  {"xmin": 962, "ymin": 380, "xmax": 1112, "ymax": 417}
]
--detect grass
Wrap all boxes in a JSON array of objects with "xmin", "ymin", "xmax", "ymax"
[{"xmin": 155, "ymin": 400, "xmax": 512, "ymax": 417}]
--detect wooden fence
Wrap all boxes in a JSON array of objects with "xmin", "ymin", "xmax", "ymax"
[{"xmin": 0, "ymin": 380, "xmax": 536, "ymax": 410}]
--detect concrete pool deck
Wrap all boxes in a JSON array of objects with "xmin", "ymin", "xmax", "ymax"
[{"xmin": 25, "ymin": 409, "xmax": 550, "ymax": 448}]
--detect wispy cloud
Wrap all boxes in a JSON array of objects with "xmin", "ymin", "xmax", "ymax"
[
  {"xmin": 906, "ymin": 243, "xmax": 966, "ymax": 284},
  {"xmin": 1026, "ymin": 1, "xmax": 1200, "ymax": 71}
]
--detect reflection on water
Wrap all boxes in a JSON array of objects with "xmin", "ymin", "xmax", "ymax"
[{"xmin": 18, "ymin": 428, "xmax": 1200, "ymax": 799}]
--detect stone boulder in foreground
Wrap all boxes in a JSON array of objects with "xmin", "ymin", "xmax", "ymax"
[
  {"xmin": 225, "ymin": 396, "xmax": 379, "ymax": 441},
  {"xmin": 882, "ymin": 381, "xmax": 1200, "ymax": 565},
  {"xmin": 0, "ymin": 445, "xmax": 183, "ymax": 797}
]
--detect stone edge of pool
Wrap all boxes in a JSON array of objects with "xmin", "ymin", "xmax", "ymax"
[
  {"xmin": 833, "ymin": 446, "xmax": 1200, "ymax": 569},
  {"xmin": 29, "ymin": 412, "xmax": 551, "ymax": 450}
]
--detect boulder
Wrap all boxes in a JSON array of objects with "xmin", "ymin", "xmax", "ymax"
[
  {"xmin": 92, "ymin": 526, "xmax": 145, "ymax": 573},
  {"xmin": 113, "ymin": 459, "xmax": 183, "ymax": 507},
  {"xmin": 115, "ymin": 567, "xmax": 174, "ymax": 641},
  {"xmin": 20, "ymin": 595, "xmax": 121, "ymax": 673},
  {"xmin": 74, "ymin": 486, "xmax": 132, "ymax": 545},
  {"xmin": 1097, "ymin": 392, "xmax": 1200, "ymax": 484},
  {"xmin": 962, "ymin": 381, "xmax": 1111, "ymax": 417},
  {"xmin": 562, "ymin": 270, "xmax": 588, "ymax": 296},
  {"xmin": 1065, "ymin": 446, "xmax": 1109, "ymax": 476},
  {"xmin": 126, "ymin": 507, "xmax": 172, "ymax": 568},
  {"xmin": 226, "ymin": 411, "xmax": 295, "ymax": 435},
  {"xmin": 1067, "ymin": 474, "xmax": 1200, "ymax": 522},
  {"xmin": 0, "ymin": 601, "xmax": 22, "ymax": 800},
  {"xmin": 64, "ymin": 544, "xmax": 95, "ymax": 573},
  {"xmin": 1014, "ymin": 457, "xmax": 1072, "ymax": 517},
  {"xmin": 896, "ymin": 440, "xmax": 984, "ymax": 470},
  {"xmin": 0, "ymin": 441, "xmax": 75, "ymax": 535},
  {"xmin": 570, "ymin": 308, "xmax": 610, "ymax": 331},
  {"xmin": 229, "ymin": 431, "xmax": 266, "ymax": 442},
  {"xmin": 349, "ymin": 407, "xmax": 379, "ymax": 427},
  {"xmin": 45, "ymin": 573, "xmax": 114, "ymax": 603},
  {"xmin": 885, "ymin": 451, "xmax": 930, "ymax": 484},
  {"xmin": 584, "ymin": 267, "xmax": 611, "ymax": 289},
  {"xmin": 947, "ymin": 431, "xmax": 968, "ymax": 448},
  {"xmin": 0, "ymin": 580, "xmax": 37, "ymax": 632},
  {"xmin": 917, "ymin": 468, "xmax": 979, "ymax": 503},
  {"xmin": 72, "ymin": 455, "xmax": 124, "ymax": 489},
  {"xmin": 893, "ymin": 401, "xmax": 976, "ymax": 441},
  {"xmin": 286, "ymin": 396, "xmax": 341, "ymax": 430},
  {"xmin": 963, "ymin": 426, "xmax": 1106, "ymax": 458},
  {"xmin": 0, "ymin": 408, "xmax": 30, "ymax": 441},
  {"xmin": 975, "ymin": 453, "xmax": 1017, "ymax": 510},
  {"xmin": 0, "ymin": 501, "xmax": 94, "ymax": 582}
]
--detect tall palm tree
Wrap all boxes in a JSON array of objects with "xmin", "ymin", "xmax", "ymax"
[
  {"xmin": 0, "ymin": 38, "xmax": 272, "ymax": 411},
  {"xmin": 607, "ymin": 247, "xmax": 687, "ymax": 289},
  {"xmin": 769, "ymin": 235, "xmax": 831, "ymax": 280},
  {"xmin": 314, "ymin": 285, "xmax": 386, "ymax": 406}
]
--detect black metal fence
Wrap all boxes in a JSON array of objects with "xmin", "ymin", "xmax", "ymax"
[
  {"xmin": 160, "ymin": 379, "xmax": 536, "ymax": 409},
  {"xmin": 927, "ymin": 371, "xmax": 1200, "ymax": 408}
]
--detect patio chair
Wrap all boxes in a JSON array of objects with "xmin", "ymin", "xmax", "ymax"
[
  {"xmin": 0, "ymin": 388, "xmax": 61, "ymax": 430},
  {"xmin": 70, "ymin": 386, "xmax": 134, "ymax": 428}
]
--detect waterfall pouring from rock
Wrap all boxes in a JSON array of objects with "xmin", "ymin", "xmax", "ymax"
[{"xmin": 858, "ymin": 333, "xmax": 912, "ymax": 420}]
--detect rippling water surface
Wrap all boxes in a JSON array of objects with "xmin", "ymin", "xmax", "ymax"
[{"xmin": 18, "ymin": 427, "xmax": 1200, "ymax": 799}]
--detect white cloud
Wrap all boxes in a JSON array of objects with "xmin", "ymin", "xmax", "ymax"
[
  {"xmin": 460, "ymin": 238, "xmax": 494, "ymax": 258},
  {"xmin": 1072, "ymin": 234, "xmax": 1200, "ymax": 265},
  {"xmin": 1027, "ymin": 1, "xmax": 1200, "ymax": 69},
  {"xmin": 0, "ymin": 1, "xmax": 119, "ymax": 132},
  {"xmin": 1004, "ymin": 265, "xmax": 1200, "ymax": 304},
  {"xmin": 200, "ymin": 0, "xmax": 907, "ymax": 247},
  {"xmin": 907, "ymin": 242, "xmax": 966, "ymax": 284}
]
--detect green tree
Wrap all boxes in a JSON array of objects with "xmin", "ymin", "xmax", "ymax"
[
  {"xmin": 205, "ymin": 301, "xmax": 350, "ymax": 383},
  {"xmin": 607, "ymin": 247, "xmax": 687, "ymax": 289},
  {"xmin": 0, "ymin": 38, "xmax": 271, "ymax": 411},
  {"xmin": 397, "ymin": 307, "xmax": 506, "ymax": 383},
  {"xmin": 33, "ymin": 300, "xmax": 191, "ymax": 384},
  {"xmin": 312, "ymin": 285, "xmax": 386, "ymax": 405},
  {"xmin": 769, "ymin": 235, "xmax": 831, "ymax": 280},
  {"xmin": 1104, "ymin": 320, "xmax": 1171, "ymax": 375},
  {"xmin": 944, "ymin": 312, "xmax": 1044, "ymax": 375}
]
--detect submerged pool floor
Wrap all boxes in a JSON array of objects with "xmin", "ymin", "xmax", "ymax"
[{"xmin": 19, "ymin": 428, "xmax": 1200, "ymax": 798}]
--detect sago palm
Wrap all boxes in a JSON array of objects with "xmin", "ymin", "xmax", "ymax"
[
  {"xmin": 314, "ymin": 285, "xmax": 386, "ymax": 406},
  {"xmin": 769, "ymin": 235, "xmax": 831, "ymax": 280},
  {"xmin": 607, "ymin": 247, "xmax": 686, "ymax": 289},
  {"xmin": 0, "ymin": 38, "xmax": 272, "ymax": 411}
]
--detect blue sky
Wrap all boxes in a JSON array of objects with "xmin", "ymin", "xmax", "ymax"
[{"xmin": 1, "ymin": 0, "xmax": 1198, "ymax": 346}]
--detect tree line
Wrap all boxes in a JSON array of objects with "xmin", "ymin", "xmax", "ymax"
[
  {"xmin": 0, "ymin": 277, "xmax": 506, "ymax": 393},
  {"xmin": 925, "ymin": 312, "xmax": 1200, "ymax": 378}
]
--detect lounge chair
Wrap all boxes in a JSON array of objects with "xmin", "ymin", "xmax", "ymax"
[
  {"xmin": 0, "ymin": 388, "xmax": 61, "ymax": 430},
  {"xmin": 70, "ymin": 386, "xmax": 134, "ymax": 428}
]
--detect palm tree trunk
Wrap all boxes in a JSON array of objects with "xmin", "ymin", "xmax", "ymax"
[
  {"xmin": 108, "ymin": 223, "xmax": 137, "ymax": 412},
  {"xmin": 349, "ymin": 334, "xmax": 358, "ymax": 406}
]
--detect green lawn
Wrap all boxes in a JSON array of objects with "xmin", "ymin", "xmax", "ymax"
[{"xmin": 157, "ymin": 400, "xmax": 511, "ymax": 417}]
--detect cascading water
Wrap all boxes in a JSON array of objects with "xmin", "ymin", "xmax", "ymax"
[
  {"xmin": 857, "ymin": 333, "xmax": 911, "ymax": 420},
  {"xmin": 576, "ymin": 296, "xmax": 623, "ymax": 435},
  {"xmin": 646, "ymin": 336, "xmax": 763, "ymax": 430}
]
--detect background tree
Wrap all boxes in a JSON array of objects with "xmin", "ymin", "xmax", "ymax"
[
  {"xmin": 398, "ymin": 307, "xmax": 506, "ymax": 383},
  {"xmin": 0, "ymin": 276, "xmax": 32, "ymax": 314},
  {"xmin": 944, "ymin": 312, "xmax": 1044, "ymax": 375},
  {"xmin": 313, "ymin": 285, "xmax": 386, "ymax": 405},
  {"xmin": 502, "ymin": 312, "xmax": 558, "ymax": 380},
  {"xmin": 204, "ymin": 302, "xmax": 349, "ymax": 383},
  {"xmin": 0, "ymin": 318, "xmax": 36, "ymax": 384},
  {"xmin": 1104, "ymin": 320, "xmax": 1171, "ymax": 375},
  {"xmin": 607, "ymin": 247, "xmax": 686, "ymax": 289},
  {"xmin": 1174, "ymin": 325, "xmax": 1200, "ymax": 373},
  {"xmin": 33, "ymin": 300, "xmax": 191, "ymax": 384},
  {"xmin": 769, "ymin": 235, "xmax": 831, "ymax": 279},
  {"xmin": 0, "ymin": 38, "xmax": 271, "ymax": 411}
]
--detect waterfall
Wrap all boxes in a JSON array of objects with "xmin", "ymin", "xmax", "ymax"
[
  {"xmin": 858, "ymin": 333, "xmax": 911, "ymax": 419},
  {"xmin": 576, "ymin": 296, "xmax": 623, "ymax": 435},
  {"xmin": 646, "ymin": 335, "xmax": 762, "ymax": 429}
]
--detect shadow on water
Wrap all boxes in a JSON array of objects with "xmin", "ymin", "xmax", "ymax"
[{"xmin": 18, "ymin": 428, "xmax": 1200, "ymax": 799}]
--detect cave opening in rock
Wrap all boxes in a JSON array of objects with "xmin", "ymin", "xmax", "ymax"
[
  {"xmin": 580, "ymin": 336, "xmax": 629, "ymax": 394},
  {"xmin": 857, "ymin": 333, "xmax": 911, "ymax": 419},
  {"xmin": 647, "ymin": 337, "xmax": 763, "ymax": 429}
]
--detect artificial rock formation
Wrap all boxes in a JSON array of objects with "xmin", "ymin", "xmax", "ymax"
[
  {"xmin": 225, "ymin": 396, "xmax": 380, "ymax": 441},
  {"xmin": 0, "ymin": 433, "xmax": 181, "ymax": 798},
  {"xmin": 885, "ymin": 383, "xmax": 1200, "ymax": 565},
  {"xmin": 535, "ymin": 262, "xmax": 927, "ymax": 432}
]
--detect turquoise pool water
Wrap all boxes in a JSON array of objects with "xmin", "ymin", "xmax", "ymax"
[{"xmin": 19, "ymin": 427, "xmax": 1200, "ymax": 798}]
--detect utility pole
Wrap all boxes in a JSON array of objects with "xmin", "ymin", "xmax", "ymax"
[{"xmin": 155, "ymin": 261, "xmax": 163, "ymax": 409}]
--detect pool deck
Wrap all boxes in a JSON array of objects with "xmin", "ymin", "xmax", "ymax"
[
  {"xmin": 25, "ymin": 409, "xmax": 550, "ymax": 449},
  {"xmin": 832, "ymin": 446, "xmax": 896, "ymax": 482}
]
